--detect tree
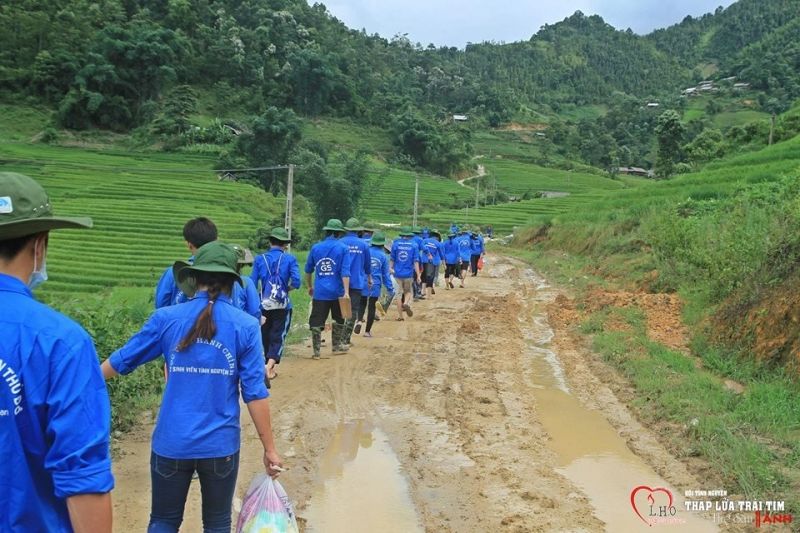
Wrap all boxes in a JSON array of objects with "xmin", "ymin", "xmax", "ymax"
[{"xmin": 655, "ymin": 110, "xmax": 686, "ymax": 179}]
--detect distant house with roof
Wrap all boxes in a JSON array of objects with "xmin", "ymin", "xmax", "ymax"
[
  {"xmin": 616, "ymin": 167, "xmax": 654, "ymax": 178},
  {"xmin": 452, "ymin": 114, "xmax": 469, "ymax": 122}
]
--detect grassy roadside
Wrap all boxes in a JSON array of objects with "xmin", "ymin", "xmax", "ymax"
[{"xmin": 502, "ymin": 245, "xmax": 800, "ymax": 513}]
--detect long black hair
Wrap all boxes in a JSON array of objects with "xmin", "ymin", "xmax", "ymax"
[{"xmin": 176, "ymin": 271, "xmax": 238, "ymax": 351}]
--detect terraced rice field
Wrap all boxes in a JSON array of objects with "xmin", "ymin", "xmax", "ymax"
[
  {"xmin": 358, "ymin": 162, "xmax": 472, "ymax": 226},
  {"xmin": 0, "ymin": 143, "xmax": 283, "ymax": 298},
  {"xmin": 423, "ymin": 192, "xmax": 611, "ymax": 235}
]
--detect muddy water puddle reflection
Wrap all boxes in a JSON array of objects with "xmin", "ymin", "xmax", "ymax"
[
  {"xmin": 524, "ymin": 276, "xmax": 716, "ymax": 531},
  {"xmin": 303, "ymin": 420, "xmax": 423, "ymax": 533}
]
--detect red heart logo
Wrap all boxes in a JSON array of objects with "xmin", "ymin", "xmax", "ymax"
[{"xmin": 630, "ymin": 485, "xmax": 674, "ymax": 526}]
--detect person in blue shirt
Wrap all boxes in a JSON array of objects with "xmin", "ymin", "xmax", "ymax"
[
  {"xmin": 250, "ymin": 228, "xmax": 300, "ymax": 380},
  {"xmin": 411, "ymin": 227, "xmax": 426, "ymax": 300},
  {"xmin": 356, "ymin": 232, "xmax": 394, "ymax": 337},
  {"xmin": 442, "ymin": 232, "xmax": 461, "ymax": 290},
  {"xmin": 469, "ymin": 231, "xmax": 486, "ymax": 277},
  {"xmin": 0, "ymin": 172, "xmax": 114, "ymax": 533},
  {"xmin": 231, "ymin": 244, "xmax": 261, "ymax": 320},
  {"xmin": 305, "ymin": 219, "xmax": 353, "ymax": 359},
  {"xmin": 421, "ymin": 231, "xmax": 441, "ymax": 298},
  {"xmin": 450, "ymin": 222, "xmax": 459, "ymax": 235},
  {"xmin": 341, "ymin": 217, "xmax": 372, "ymax": 342},
  {"xmin": 102, "ymin": 242, "xmax": 282, "ymax": 533},
  {"xmin": 154, "ymin": 217, "xmax": 218, "ymax": 308},
  {"xmin": 390, "ymin": 227, "xmax": 420, "ymax": 320},
  {"xmin": 457, "ymin": 230, "xmax": 473, "ymax": 288}
]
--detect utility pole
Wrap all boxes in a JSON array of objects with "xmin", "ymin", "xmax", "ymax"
[
  {"xmin": 412, "ymin": 174, "xmax": 419, "ymax": 228},
  {"xmin": 284, "ymin": 164, "xmax": 294, "ymax": 246},
  {"xmin": 769, "ymin": 113, "xmax": 776, "ymax": 146},
  {"xmin": 475, "ymin": 176, "xmax": 480, "ymax": 209}
]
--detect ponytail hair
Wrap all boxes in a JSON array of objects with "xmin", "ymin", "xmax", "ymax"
[{"xmin": 177, "ymin": 272, "xmax": 237, "ymax": 351}]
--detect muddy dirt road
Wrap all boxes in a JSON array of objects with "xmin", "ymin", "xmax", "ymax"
[{"xmin": 111, "ymin": 257, "xmax": 721, "ymax": 532}]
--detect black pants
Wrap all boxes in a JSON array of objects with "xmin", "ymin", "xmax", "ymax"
[
  {"xmin": 422, "ymin": 263, "xmax": 436, "ymax": 285},
  {"xmin": 309, "ymin": 299, "xmax": 343, "ymax": 328},
  {"xmin": 470, "ymin": 255, "xmax": 480, "ymax": 276},
  {"xmin": 445, "ymin": 263, "xmax": 459, "ymax": 278},
  {"xmin": 358, "ymin": 296, "xmax": 378, "ymax": 332},
  {"xmin": 349, "ymin": 288, "xmax": 362, "ymax": 321},
  {"xmin": 261, "ymin": 308, "xmax": 292, "ymax": 363}
]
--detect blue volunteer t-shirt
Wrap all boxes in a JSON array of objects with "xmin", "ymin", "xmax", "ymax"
[
  {"xmin": 155, "ymin": 256, "xmax": 193, "ymax": 308},
  {"xmin": 109, "ymin": 293, "xmax": 268, "ymax": 459},
  {"xmin": 232, "ymin": 277, "xmax": 261, "ymax": 319},
  {"xmin": 304, "ymin": 236, "xmax": 353, "ymax": 301},
  {"xmin": 470, "ymin": 236, "xmax": 484, "ymax": 256},
  {"xmin": 423, "ymin": 238, "xmax": 441, "ymax": 266},
  {"xmin": 391, "ymin": 238, "xmax": 420, "ymax": 279},
  {"xmin": 0, "ymin": 273, "xmax": 114, "ymax": 532},
  {"xmin": 457, "ymin": 235, "xmax": 472, "ymax": 261},
  {"xmin": 443, "ymin": 238, "xmax": 460, "ymax": 264},
  {"xmin": 364, "ymin": 246, "xmax": 395, "ymax": 298},
  {"xmin": 251, "ymin": 248, "xmax": 302, "ymax": 310},
  {"xmin": 341, "ymin": 232, "xmax": 372, "ymax": 291}
]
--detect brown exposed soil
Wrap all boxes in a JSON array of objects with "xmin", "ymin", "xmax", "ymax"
[
  {"xmin": 497, "ymin": 122, "xmax": 548, "ymax": 132},
  {"xmin": 583, "ymin": 289, "xmax": 691, "ymax": 353},
  {"xmin": 713, "ymin": 271, "xmax": 800, "ymax": 369}
]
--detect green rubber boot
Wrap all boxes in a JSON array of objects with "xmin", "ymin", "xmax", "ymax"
[
  {"xmin": 311, "ymin": 327, "xmax": 323, "ymax": 359},
  {"xmin": 343, "ymin": 318, "xmax": 355, "ymax": 345},
  {"xmin": 332, "ymin": 323, "xmax": 349, "ymax": 354}
]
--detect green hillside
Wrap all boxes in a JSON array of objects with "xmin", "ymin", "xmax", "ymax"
[{"xmin": 0, "ymin": 142, "xmax": 283, "ymax": 298}]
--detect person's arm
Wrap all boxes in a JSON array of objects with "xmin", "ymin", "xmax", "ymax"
[
  {"xmin": 342, "ymin": 276, "xmax": 350, "ymax": 295},
  {"xmin": 289, "ymin": 256, "xmax": 302, "ymax": 290},
  {"xmin": 304, "ymin": 252, "xmax": 315, "ymax": 297},
  {"xmin": 103, "ymin": 312, "xmax": 165, "ymax": 378},
  {"xmin": 240, "ymin": 324, "xmax": 281, "ymax": 477},
  {"xmin": 244, "ymin": 279, "xmax": 261, "ymax": 319},
  {"xmin": 46, "ymin": 333, "xmax": 114, "ymax": 530},
  {"xmin": 67, "ymin": 493, "xmax": 112, "ymax": 533},
  {"xmin": 246, "ymin": 399, "xmax": 282, "ymax": 477},
  {"xmin": 154, "ymin": 267, "xmax": 174, "ymax": 309},
  {"xmin": 250, "ymin": 257, "xmax": 262, "ymax": 293},
  {"xmin": 382, "ymin": 257, "xmax": 394, "ymax": 293}
]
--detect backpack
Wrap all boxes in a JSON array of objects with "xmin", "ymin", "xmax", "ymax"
[{"xmin": 260, "ymin": 253, "xmax": 289, "ymax": 311}]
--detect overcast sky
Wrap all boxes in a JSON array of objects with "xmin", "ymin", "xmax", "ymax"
[{"xmin": 316, "ymin": 0, "xmax": 737, "ymax": 48}]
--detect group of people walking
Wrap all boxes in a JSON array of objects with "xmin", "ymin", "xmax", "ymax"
[{"xmin": 1, "ymin": 172, "xmax": 486, "ymax": 532}]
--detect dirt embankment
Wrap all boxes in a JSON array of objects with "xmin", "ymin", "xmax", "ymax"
[{"xmin": 110, "ymin": 257, "xmax": 725, "ymax": 532}]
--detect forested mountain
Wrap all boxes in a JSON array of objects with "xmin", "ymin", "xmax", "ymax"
[
  {"xmin": 648, "ymin": 0, "xmax": 800, "ymax": 103},
  {"xmin": 1, "ymin": 0, "xmax": 799, "ymax": 175}
]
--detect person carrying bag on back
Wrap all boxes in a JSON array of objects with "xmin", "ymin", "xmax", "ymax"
[{"xmin": 250, "ymin": 228, "xmax": 301, "ymax": 381}]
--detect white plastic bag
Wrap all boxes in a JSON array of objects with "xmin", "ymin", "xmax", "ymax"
[{"xmin": 236, "ymin": 474, "xmax": 299, "ymax": 533}]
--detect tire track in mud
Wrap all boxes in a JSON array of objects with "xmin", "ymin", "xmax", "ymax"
[{"xmin": 111, "ymin": 257, "xmax": 719, "ymax": 532}]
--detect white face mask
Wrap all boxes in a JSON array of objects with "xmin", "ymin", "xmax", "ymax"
[{"xmin": 28, "ymin": 238, "xmax": 48, "ymax": 290}]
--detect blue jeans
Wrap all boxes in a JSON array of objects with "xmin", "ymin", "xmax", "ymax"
[{"xmin": 148, "ymin": 451, "xmax": 240, "ymax": 533}]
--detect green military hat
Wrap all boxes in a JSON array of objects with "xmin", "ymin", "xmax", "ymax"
[
  {"xmin": 0, "ymin": 172, "xmax": 92, "ymax": 239},
  {"xmin": 231, "ymin": 244, "xmax": 254, "ymax": 265},
  {"xmin": 344, "ymin": 217, "xmax": 365, "ymax": 231},
  {"xmin": 370, "ymin": 231, "xmax": 387, "ymax": 246},
  {"xmin": 323, "ymin": 218, "xmax": 345, "ymax": 232},
  {"xmin": 173, "ymin": 241, "xmax": 243, "ymax": 297},
  {"xmin": 398, "ymin": 226, "xmax": 414, "ymax": 237},
  {"xmin": 269, "ymin": 227, "xmax": 291, "ymax": 242}
]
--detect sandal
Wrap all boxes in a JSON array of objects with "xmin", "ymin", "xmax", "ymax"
[{"xmin": 396, "ymin": 317, "xmax": 405, "ymax": 321}]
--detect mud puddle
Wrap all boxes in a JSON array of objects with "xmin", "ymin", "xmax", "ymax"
[
  {"xmin": 522, "ymin": 274, "xmax": 717, "ymax": 531},
  {"xmin": 302, "ymin": 420, "xmax": 423, "ymax": 533}
]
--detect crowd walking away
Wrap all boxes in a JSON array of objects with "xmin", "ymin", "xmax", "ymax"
[{"xmin": 1, "ymin": 171, "xmax": 488, "ymax": 533}]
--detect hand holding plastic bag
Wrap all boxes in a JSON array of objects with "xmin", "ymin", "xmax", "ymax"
[{"xmin": 236, "ymin": 474, "xmax": 299, "ymax": 533}]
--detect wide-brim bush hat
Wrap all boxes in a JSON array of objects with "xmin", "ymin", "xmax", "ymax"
[
  {"xmin": 371, "ymin": 232, "xmax": 387, "ymax": 246},
  {"xmin": 399, "ymin": 226, "xmax": 414, "ymax": 237},
  {"xmin": 0, "ymin": 172, "xmax": 92, "ymax": 239},
  {"xmin": 323, "ymin": 218, "xmax": 345, "ymax": 232},
  {"xmin": 344, "ymin": 217, "xmax": 365, "ymax": 231},
  {"xmin": 173, "ymin": 242, "xmax": 243, "ymax": 297},
  {"xmin": 269, "ymin": 227, "xmax": 291, "ymax": 242},
  {"xmin": 231, "ymin": 244, "xmax": 254, "ymax": 264}
]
